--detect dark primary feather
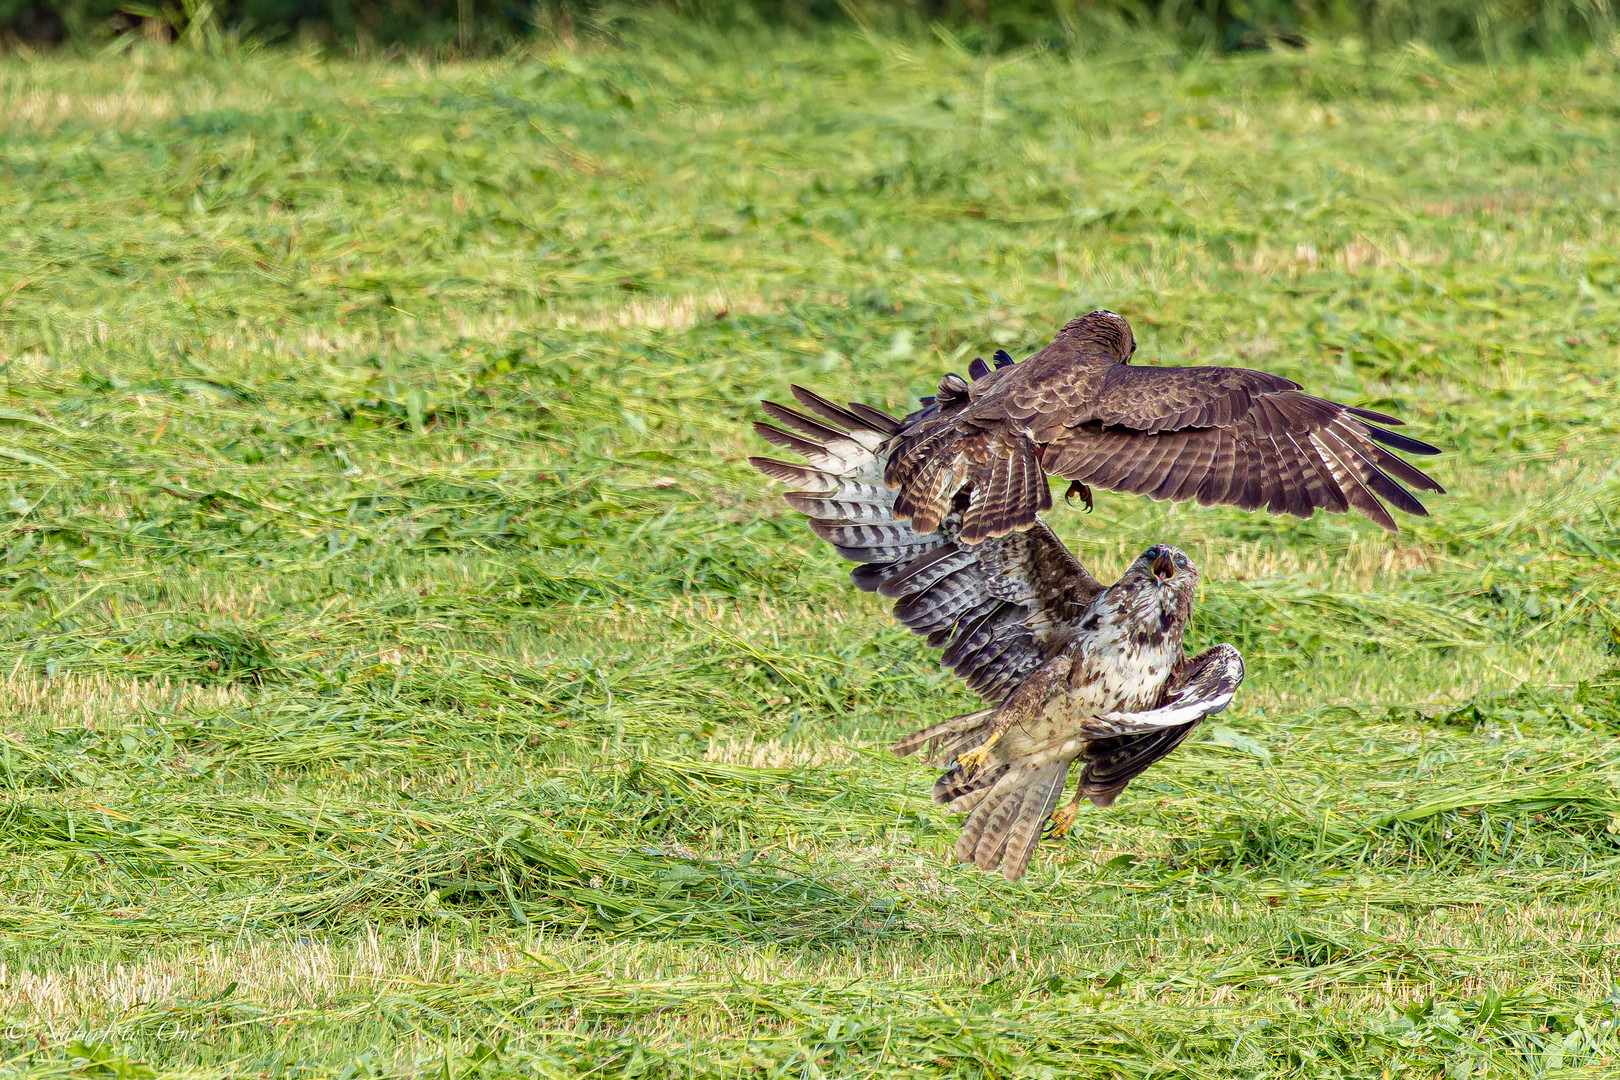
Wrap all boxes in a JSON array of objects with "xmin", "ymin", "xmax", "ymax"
[
  {"xmin": 883, "ymin": 311, "xmax": 1444, "ymax": 539},
  {"xmin": 845, "ymin": 400, "xmax": 903, "ymax": 435}
]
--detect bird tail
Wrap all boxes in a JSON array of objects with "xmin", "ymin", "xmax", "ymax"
[
  {"xmin": 934, "ymin": 761, "xmax": 1011, "ymax": 807},
  {"xmin": 899, "ymin": 708, "xmax": 1081, "ymax": 881},
  {"xmin": 954, "ymin": 760, "xmax": 1074, "ymax": 882},
  {"xmin": 885, "ymin": 420, "xmax": 1051, "ymax": 544}
]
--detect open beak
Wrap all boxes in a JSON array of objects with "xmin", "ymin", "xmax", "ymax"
[{"xmin": 1151, "ymin": 552, "xmax": 1176, "ymax": 582}]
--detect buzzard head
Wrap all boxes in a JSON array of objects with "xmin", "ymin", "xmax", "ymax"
[
  {"xmin": 1060, "ymin": 310, "xmax": 1137, "ymax": 363},
  {"xmin": 1135, "ymin": 542, "xmax": 1196, "ymax": 589},
  {"xmin": 1110, "ymin": 543, "xmax": 1198, "ymax": 645}
]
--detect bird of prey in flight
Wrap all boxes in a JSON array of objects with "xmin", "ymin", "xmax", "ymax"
[
  {"xmin": 751, "ymin": 389, "xmax": 1243, "ymax": 881},
  {"xmin": 885, "ymin": 310, "xmax": 1444, "ymax": 544}
]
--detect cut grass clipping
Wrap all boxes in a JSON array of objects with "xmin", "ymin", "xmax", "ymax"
[{"xmin": 1, "ymin": 30, "xmax": 1620, "ymax": 1079}]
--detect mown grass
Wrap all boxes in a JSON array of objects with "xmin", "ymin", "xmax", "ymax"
[{"xmin": 0, "ymin": 26, "xmax": 1618, "ymax": 1078}]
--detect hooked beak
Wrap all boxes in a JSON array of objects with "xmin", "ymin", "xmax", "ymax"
[{"xmin": 1151, "ymin": 552, "xmax": 1176, "ymax": 582}]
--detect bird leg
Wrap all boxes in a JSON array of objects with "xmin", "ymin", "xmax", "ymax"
[
  {"xmin": 1063, "ymin": 481, "xmax": 1093, "ymax": 513},
  {"xmin": 1045, "ymin": 789, "xmax": 1086, "ymax": 839},
  {"xmin": 954, "ymin": 729, "xmax": 1004, "ymax": 775}
]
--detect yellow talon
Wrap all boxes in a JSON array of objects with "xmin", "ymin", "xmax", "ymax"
[
  {"xmin": 1046, "ymin": 803, "xmax": 1079, "ymax": 839},
  {"xmin": 955, "ymin": 731, "xmax": 1002, "ymax": 775}
]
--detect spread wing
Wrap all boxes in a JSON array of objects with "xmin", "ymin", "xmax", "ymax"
[
  {"xmin": 887, "ymin": 352, "xmax": 1444, "ymax": 542},
  {"xmin": 1045, "ymin": 365, "xmax": 1444, "ymax": 533},
  {"xmin": 1078, "ymin": 643, "xmax": 1245, "ymax": 808},
  {"xmin": 750, "ymin": 383, "xmax": 1102, "ymax": 705}
]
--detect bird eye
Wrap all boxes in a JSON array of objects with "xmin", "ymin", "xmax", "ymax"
[
  {"xmin": 1146, "ymin": 546, "xmax": 1159, "ymax": 558},
  {"xmin": 1175, "ymin": 554, "xmax": 1187, "ymax": 568}
]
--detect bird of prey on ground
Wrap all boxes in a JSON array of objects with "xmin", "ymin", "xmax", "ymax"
[
  {"xmin": 750, "ymin": 389, "xmax": 1243, "ymax": 882},
  {"xmin": 885, "ymin": 310, "xmax": 1445, "ymax": 544}
]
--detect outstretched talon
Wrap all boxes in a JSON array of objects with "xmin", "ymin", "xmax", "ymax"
[
  {"xmin": 955, "ymin": 730, "xmax": 1002, "ymax": 776},
  {"xmin": 1045, "ymin": 801, "xmax": 1080, "ymax": 839}
]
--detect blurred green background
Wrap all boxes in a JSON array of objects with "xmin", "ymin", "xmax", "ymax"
[{"xmin": 2, "ymin": 0, "xmax": 1617, "ymax": 57}]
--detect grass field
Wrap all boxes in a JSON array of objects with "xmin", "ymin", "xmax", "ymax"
[{"xmin": 1, "ymin": 26, "xmax": 1620, "ymax": 1078}]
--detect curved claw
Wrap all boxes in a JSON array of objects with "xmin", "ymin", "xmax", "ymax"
[
  {"xmin": 1064, "ymin": 481, "xmax": 1094, "ymax": 513},
  {"xmin": 954, "ymin": 731, "xmax": 1002, "ymax": 776},
  {"xmin": 1045, "ymin": 802, "xmax": 1079, "ymax": 839}
]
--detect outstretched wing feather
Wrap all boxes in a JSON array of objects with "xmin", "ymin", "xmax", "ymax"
[
  {"xmin": 884, "ymin": 348, "xmax": 1442, "ymax": 534},
  {"xmin": 750, "ymin": 392, "xmax": 1100, "ymax": 704}
]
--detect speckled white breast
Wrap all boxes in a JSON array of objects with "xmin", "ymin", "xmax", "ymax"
[{"xmin": 1065, "ymin": 585, "xmax": 1184, "ymax": 716}]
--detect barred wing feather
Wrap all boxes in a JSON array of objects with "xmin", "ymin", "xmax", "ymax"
[{"xmin": 750, "ymin": 384, "xmax": 1102, "ymax": 705}]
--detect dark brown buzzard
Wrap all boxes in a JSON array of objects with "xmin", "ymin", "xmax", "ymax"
[
  {"xmin": 751, "ymin": 389, "xmax": 1244, "ymax": 882},
  {"xmin": 885, "ymin": 310, "xmax": 1445, "ymax": 544}
]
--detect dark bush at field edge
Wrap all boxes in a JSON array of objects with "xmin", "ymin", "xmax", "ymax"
[{"xmin": 0, "ymin": 1, "xmax": 1614, "ymax": 62}]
